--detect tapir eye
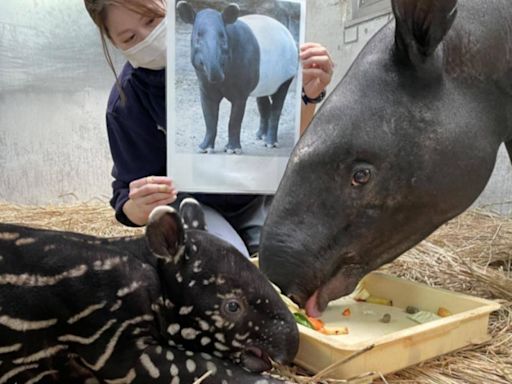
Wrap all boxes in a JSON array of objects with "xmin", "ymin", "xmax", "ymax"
[
  {"xmin": 221, "ymin": 298, "xmax": 245, "ymax": 320},
  {"xmin": 226, "ymin": 300, "xmax": 240, "ymax": 313},
  {"xmin": 352, "ymin": 169, "xmax": 371, "ymax": 186}
]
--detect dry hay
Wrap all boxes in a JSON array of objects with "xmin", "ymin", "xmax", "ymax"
[{"xmin": 1, "ymin": 202, "xmax": 510, "ymax": 383}]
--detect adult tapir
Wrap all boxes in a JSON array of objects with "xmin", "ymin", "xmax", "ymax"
[
  {"xmin": 177, "ymin": 1, "xmax": 298, "ymax": 153},
  {"xmin": 259, "ymin": 0, "xmax": 512, "ymax": 317}
]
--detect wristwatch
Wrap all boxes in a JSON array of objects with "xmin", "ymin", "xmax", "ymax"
[{"xmin": 302, "ymin": 87, "xmax": 326, "ymax": 105}]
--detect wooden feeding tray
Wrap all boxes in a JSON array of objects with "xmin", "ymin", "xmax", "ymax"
[{"xmin": 292, "ymin": 272, "xmax": 501, "ymax": 382}]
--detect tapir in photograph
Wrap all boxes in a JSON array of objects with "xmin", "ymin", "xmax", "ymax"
[
  {"xmin": 259, "ymin": 0, "xmax": 512, "ymax": 317},
  {"xmin": 177, "ymin": 1, "xmax": 299, "ymax": 154}
]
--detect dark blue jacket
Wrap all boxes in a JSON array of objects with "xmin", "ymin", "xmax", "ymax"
[{"xmin": 106, "ymin": 63, "xmax": 256, "ymax": 226}]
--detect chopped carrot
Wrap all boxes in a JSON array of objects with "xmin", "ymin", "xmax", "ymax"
[
  {"xmin": 320, "ymin": 326, "xmax": 349, "ymax": 335},
  {"xmin": 342, "ymin": 307, "xmax": 351, "ymax": 317},
  {"xmin": 307, "ymin": 316, "xmax": 325, "ymax": 331}
]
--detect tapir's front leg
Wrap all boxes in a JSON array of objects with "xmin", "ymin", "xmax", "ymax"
[
  {"xmin": 98, "ymin": 345, "xmax": 288, "ymax": 384},
  {"xmin": 199, "ymin": 87, "xmax": 223, "ymax": 153},
  {"xmin": 225, "ymin": 98, "xmax": 248, "ymax": 154}
]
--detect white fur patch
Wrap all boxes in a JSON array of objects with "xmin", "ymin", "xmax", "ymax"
[{"xmin": 240, "ymin": 15, "xmax": 298, "ymax": 97}]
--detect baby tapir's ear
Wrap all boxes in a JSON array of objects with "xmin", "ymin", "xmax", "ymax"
[
  {"xmin": 176, "ymin": 1, "xmax": 196, "ymax": 24},
  {"xmin": 179, "ymin": 198, "xmax": 207, "ymax": 231},
  {"xmin": 146, "ymin": 206, "xmax": 185, "ymax": 260},
  {"xmin": 392, "ymin": 0, "xmax": 457, "ymax": 66},
  {"xmin": 223, "ymin": 4, "xmax": 240, "ymax": 25}
]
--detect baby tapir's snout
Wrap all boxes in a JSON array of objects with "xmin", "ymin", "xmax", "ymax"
[{"xmin": 150, "ymin": 198, "xmax": 299, "ymax": 370}]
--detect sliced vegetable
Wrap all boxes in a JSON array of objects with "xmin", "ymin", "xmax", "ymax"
[
  {"xmin": 437, "ymin": 307, "xmax": 452, "ymax": 317},
  {"xmin": 293, "ymin": 312, "xmax": 314, "ymax": 329},
  {"xmin": 320, "ymin": 326, "xmax": 349, "ymax": 335},
  {"xmin": 380, "ymin": 313, "xmax": 391, "ymax": 323},
  {"xmin": 366, "ymin": 296, "xmax": 393, "ymax": 306},
  {"xmin": 307, "ymin": 316, "xmax": 325, "ymax": 331},
  {"xmin": 342, "ymin": 307, "xmax": 351, "ymax": 317},
  {"xmin": 407, "ymin": 310, "xmax": 441, "ymax": 324}
]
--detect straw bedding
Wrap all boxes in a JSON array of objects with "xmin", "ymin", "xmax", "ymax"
[{"xmin": 1, "ymin": 202, "xmax": 510, "ymax": 383}]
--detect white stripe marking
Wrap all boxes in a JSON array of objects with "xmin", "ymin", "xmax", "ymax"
[
  {"xmin": 15, "ymin": 238, "xmax": 36, "ymax": 246},
  {"xmin": 0, "ymin": 343, "xmax": 22, "ymax": 354},
  {"xmin": 105, "ymin": 369, "xmax": 136, "ymax": 384},
  {"xmin": 0, "ymin": 265, "xmax": 87, "ymax": 287},
  {"xmin": 26, "ymin": 370, "xmax": 58, "ymax": 384},
  {"xmin": 0, "ymin": 364, "xmax": 38, "ymax": 384},
  {"xmin": 68, "ymin": 301, "xmax": 107, "ymax": 324},
  {"xmin": 0, "ymin": 314, "xmax": 57, "ymax": 331},
  {"xmin": 110, "ymin": 300, "xmax": 123, "ymax": 312},
  {"xmin": 58, "ymin": 319, "xmax": 117, "ymax": 345},
  {"xmin": 0, "ymin": 232, "xmax": 20, "ymax": 241},
  {"xmin": 13, "ymin": 345, "xmax": 67, "ymax": 364},
  {"xmin": 140, "ymin": 353, "xmax": 160, "ymax": 378},
  {"xmin": 117, "ymin": 281, "xmax": 142, "ymax": 297},
  {"xmin": 81, "ymin": 315, "xmax": 153, "ymax": 371},
  {"xmin": 93, "ymin": 257, "xmax": 123, "ymax": 271}
]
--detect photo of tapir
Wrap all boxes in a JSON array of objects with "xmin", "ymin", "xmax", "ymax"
[{"xmin": 173, "ymin": 0, "xmax": 301, "ymax": 156}]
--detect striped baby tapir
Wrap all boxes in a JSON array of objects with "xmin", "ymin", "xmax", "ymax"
[{"xmin": 0, "ymin": 198, "xmax": 299, "ymax": 383}]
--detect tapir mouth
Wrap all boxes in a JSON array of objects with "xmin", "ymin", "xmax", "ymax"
[
  {"xmin": 304, "ymin": 269, "xmax": 364, "ymax": 318},
  {"xmin": 241, "ymin": 346, "xmax": 272, "ymax": 373}
]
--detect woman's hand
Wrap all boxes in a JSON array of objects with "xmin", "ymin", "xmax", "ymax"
[
  {"xmin": 300, "ymin": 42, "xmax": 334, "ymax": 99},
  {"xmin": 123, "ymin": 176, "xmax": 177, "ymax": 226},
  {"xmin": 300, "ymin": 43, "xmax": 335, "ymax": 133}
]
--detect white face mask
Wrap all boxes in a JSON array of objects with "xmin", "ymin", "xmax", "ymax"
[{"xmin": 121, "ymin": 18, "xmax": 167, "ymax": 70}]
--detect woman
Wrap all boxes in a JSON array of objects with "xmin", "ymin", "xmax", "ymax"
[{"xmin": 84, "ymin": 0, "xmax": 334, "ymax": 257}]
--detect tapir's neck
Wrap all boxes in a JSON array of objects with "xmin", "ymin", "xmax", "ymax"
[{"xmin": 443, "ymin": 0, "xmax": 512, "ymax": 89}]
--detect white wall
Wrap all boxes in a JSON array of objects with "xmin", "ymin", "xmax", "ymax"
[{"xmin": 0, "ymin": 0, "xmax": 510, "ymax": 214}]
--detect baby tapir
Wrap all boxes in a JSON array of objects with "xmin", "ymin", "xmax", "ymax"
[{"xmin": 0, "ymin": 198, "xmax": 298, "ymax": 383}]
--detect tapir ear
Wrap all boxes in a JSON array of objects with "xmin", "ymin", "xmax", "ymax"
[
  {"xmin": 179, "ymin": 198, "xmax": 207, "ymax": 231},
  {"xmin": 176, "ymin": 1, "xmax": 196, "ymax": 24},
  {"xmin": 146, "ymin": 206, "xmax": 185, "ymax": 260},
  {"xmin": 223, "ymin": 4, "xmax": 240, "ymax": 25},
  {"xmin": 392, "ymin": 0, "xmax": 457, "ymax": 66}
]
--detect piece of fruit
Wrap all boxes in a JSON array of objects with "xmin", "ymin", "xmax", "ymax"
[
  {"xmin": 437, "ymin": 307, "xmax": 452, "ymax": 317},
  {"xmin": 342, "ymin": 307, "xmax": 351, "ymax": 317}
]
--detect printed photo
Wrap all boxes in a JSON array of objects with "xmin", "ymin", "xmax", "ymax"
[{"xmin": 168, "ymin": 0, "xmax": 305, "ymax": 194}]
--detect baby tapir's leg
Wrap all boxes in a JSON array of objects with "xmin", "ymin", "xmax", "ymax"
[{"xmin": 98, "ymin": 346, "xmax": 288, "ymax": 384}]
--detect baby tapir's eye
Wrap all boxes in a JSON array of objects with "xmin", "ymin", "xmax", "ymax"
[
  {"xmin": 226, "ymin": 301, "xmax": 240, "ymax": 313},
  {"xmin": 221, "ymin": 298, "xmax": 245, "ymax": 320}
]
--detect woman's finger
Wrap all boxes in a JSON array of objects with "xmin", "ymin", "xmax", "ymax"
[{"xmin": 130, "ymin": 176, "xmax": 173, "ymax": 189}]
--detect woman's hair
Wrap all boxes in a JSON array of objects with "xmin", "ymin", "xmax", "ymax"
[{"xmin": 84, "ymin": 0, "xmax": 166, "ymax": 100}]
